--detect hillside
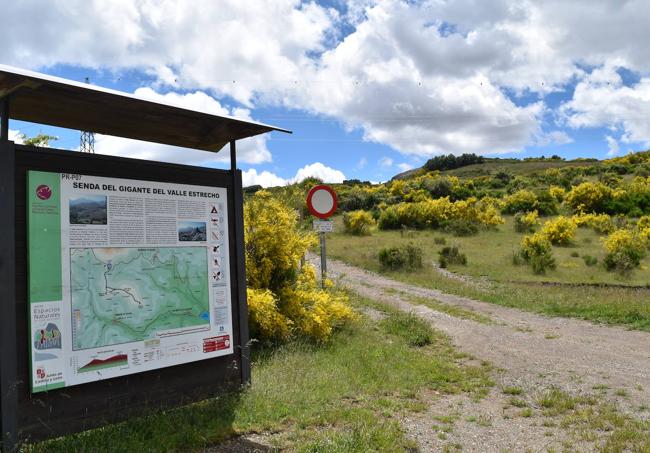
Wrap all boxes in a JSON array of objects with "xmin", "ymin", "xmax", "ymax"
[{"xmin": 392, "ymin": 155, "xmax": 602, "ymax": 180}]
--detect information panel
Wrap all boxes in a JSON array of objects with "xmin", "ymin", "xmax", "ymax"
[{"xmin": 27, "ymin": 171, "xmax": 233, "ymax": 392}]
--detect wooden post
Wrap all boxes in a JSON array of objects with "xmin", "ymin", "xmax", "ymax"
[
  {"xmin": 319, "ymin": 231, "xmax": 327, "ymax": 288},
  {"xmin": 1, "ymin": 98, "xmax": 8, "ymax": 141},
  {"xmin": 0, "ymin": 138, "xmax": 18, "ymax": 452}
]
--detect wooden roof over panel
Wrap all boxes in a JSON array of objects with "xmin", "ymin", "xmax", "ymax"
[{"xmin": 0, "ymin": 65, "xmax": 290, "ymax": 152}]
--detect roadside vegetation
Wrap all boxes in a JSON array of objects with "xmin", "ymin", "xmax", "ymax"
[{"xmin": 26, "ymin": 294, "xmax": 492, "ymax": 452}]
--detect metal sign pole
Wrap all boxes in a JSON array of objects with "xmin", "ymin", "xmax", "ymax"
[{"xmin": 319, "ymin": 231, "xmax": 327, "ymax": 288}]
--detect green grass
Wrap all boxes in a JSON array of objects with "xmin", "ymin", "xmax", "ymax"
[
  {"xmin": 534, "ymin": 388, "xmax": 650, "ymax": 451},
  {"xmin": 502, "ymin": 386, "xmax": 524, "ymax": 396},
  {"xmin": 380, "ymin": 311, "xmax": 434, "ymax": 347},
  {"xmin": 442, "ymin": 159, "xmax": 601, "ymax": 178},
  {"xmin": 327, "ymin": 217, "xmax": 650, "ymax": 331},
  {"xmin": 405, "ymin": 295, "xmax": 493, "ymax": 324},
  {"xmin": 25, "ymin": 294, "xmax": 492, "ymax": 453}
]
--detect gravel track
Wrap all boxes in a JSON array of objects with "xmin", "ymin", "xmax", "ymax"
[{"xmin": 313, "ymin": 255, "xmax": 650, "ymax": 452}]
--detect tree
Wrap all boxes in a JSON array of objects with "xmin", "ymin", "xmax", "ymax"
[{"xmin": 19, "ymin": 133, "xmax": 58, "ymax": 147}]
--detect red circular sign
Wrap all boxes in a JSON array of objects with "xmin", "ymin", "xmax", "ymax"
[
  {"xmin": 36, "ymin": 184, "xmax": 52, "ymax": 200},
  {"xmin": 306, "ymin": 185, "xmax": 337, "ymax": 219}
]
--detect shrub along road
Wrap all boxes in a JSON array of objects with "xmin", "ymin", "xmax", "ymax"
[{"xmin": 311, "ymin": 254, "xmax": 650, "ymax": 451}]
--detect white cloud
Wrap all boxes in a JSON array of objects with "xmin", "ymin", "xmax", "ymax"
[
  {"xmin": 535, "ymin": 130, "xmax": 573, "ymax": 147},
  {"xmin": 293, "ymin": 162, "xmax": 346, "ymax": 183},
  {"xmin": 356, "ymin": 157, "xmax": 368, "ymax": 169},
  {"xmin": 606, "ymin": 135, "xmax": 620, "ymax": 157},
  {"xmin": 397, "ymin": 162, "xmax": 414, "ymax": 172},
  {"xmin": 8, "ymin": 129, "xmax": 23, "ymax": 144},
  {"xmin": 379, "ymin": 156, "xmax": 393, "ymax": 168},
  {"xmin": 94, "ymin": 88, "xmax": 272, "ymax": 165},
  {"xmin": 4, "ymin": 0, "xmax": 650, "ymax": 156},
  {"xmin": 561, "ymin": 65, "xmax": 650, "ymax": 147},
  {"xmin": 242, "ymin": 169, "xmax": 288, "ymax": 188},
  {"xmin": 242, "ymin": 162, "xmax": 346, "ymax": 187},
  {"xmin": 0, "ymin": 0, "xmax": 337, "ymax": 106}
]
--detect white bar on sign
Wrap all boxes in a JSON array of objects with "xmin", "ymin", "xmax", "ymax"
[{"xmin": 313, "ymin": 220, "xmax": 334, "ymax": 232}]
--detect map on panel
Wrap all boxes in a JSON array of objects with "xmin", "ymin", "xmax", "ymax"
[{"xmin": 70, "ymin": 247, "xmax": 210, "ymax": 350}]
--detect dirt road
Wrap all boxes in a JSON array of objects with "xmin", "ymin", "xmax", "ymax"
[{"xmin": 316, "ymin": 255, "xmax": 650, "ymax": 452}]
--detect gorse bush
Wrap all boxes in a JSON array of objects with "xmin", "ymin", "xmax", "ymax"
[
  {"xmin": 502, "ymin": 190, "xmax": 538, "ymax": 214},
  {"xmin": 377, "ymin": 197, "xmax": 503, "ymax": 231},
  {"xmin": 519, "ymin": 232, "xmax": 556, "ymax": 274},
  {"xmin": 572, "ymin": 213, "xmax": 616, "ymax": 234},
  {"xmin": 244, "ymin": 191, "xmax": 354, "ymax": 342},
  {"xmin": 343, "ymin": 210, "xmax": 375, "ymax": 236},
  {"xmin": 638, "ymin": 215, "xmax": 650, "ymax": 230},
  {"xmin": 438, "ymin": 246, "xmax": 467, "ymax": 268},
  {"xmin": 565, "ymin": 182, "xmax": 613, "ymax": 213},
  {"xmin": 378, "ymin": 243, "xmax": 423, "ymax": 271},
  {"xmin": 541, "ymin": 216, "xmax": 577, "ymax": 245},
  {"xmin": 514, "ymin": 210, "xmax": 539, "ymax": 233},
  {"xmin": 247, "ymin": 288, "xmax": 291, "ymax": 340},
  {"xmin": 548, "ymin": 186, "xmax": 566, "ymax": 202},
  {"xmin": 602, "ymin": 229, "xmax": 647, "ymax": 275}
]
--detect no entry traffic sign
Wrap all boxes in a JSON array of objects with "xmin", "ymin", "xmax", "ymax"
[{"xmin": 306, "ymin": 185, "xmax": 337, "ymax": 219}]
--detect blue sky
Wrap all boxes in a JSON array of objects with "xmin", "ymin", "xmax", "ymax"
[{"xmin": 3, "ymin": 1, "xmax": 650, "ymax": 185}]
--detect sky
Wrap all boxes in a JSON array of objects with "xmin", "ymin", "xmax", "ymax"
[{"xmin": 2, "ymin": 0, "xmax": 650, "ymax": 186}]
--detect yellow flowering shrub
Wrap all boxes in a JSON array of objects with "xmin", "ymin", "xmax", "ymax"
[
  {"xmin": 502, "ymin": 190, "xmax": 538, "ymax": 214},
  {"xmin": 477, "ymin": 203, "xmax": 505, "ymax": 227},
  {"xmin": 572, "ymin": 213, "xmax": 615, "ymax": 234},
  {"xmin": 247, "ymin": 288, "xmax": 291, "ymax": 341},
  {"xmin": 639, "ymin": 227, "xmax": 650, "ymax": 248},
  {"xmin": 245, "ymin": 191, "xmax": 316, "ymax": 292},
  {"xmin": 514, "ymin": 210, "xmax": 539, "ymax": 233},
  {"xmin": 636, "ymin": 216, "xmax": 650, "ymax": 248},
  {"xmin": 245, "ymin": 191, "xmax": 354, "ymax": 342},
  {"xmin": 519, "ymin": 232, "xmax": 556, "ymax": 274},
  {"xmin": 343, "ymin": 210, "xmax": 376, "ymax": 236},
  {"xmin": 548, "ymin": 186, "xmax": 566, "ymax": 202},
  {"xmin": 480, "ymin": 196, "xmax": 506, "ymax": 210},
  {"xmin": 389, "ymin": 179, "xmax": 406, "ymax": 197},
  {"xmin": 377, "ymin": 197, "xmax": 503, "ymax": 230},
  {"xmin": 638, "ymin": 215, "xmax": 650, "ymax": 230},
  {"xmin": 404, "ymin": 188, "xmax": 430, "ymax": 203},
  {"xmin": 280, "ymin": 265, "xmax": 354, "ymax": 341},
  {"xmin": 541, "ymin": 216, "xmax": 577, "ymax": 245},
  {"xmin": 565, "ymin": 182, "xmax": 613, "ymax": 213},
  {"xmin": 602, "ymin": 229, "xmax": 646, "ymax": 274}
]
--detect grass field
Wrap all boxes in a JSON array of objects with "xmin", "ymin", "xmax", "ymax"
[
  {"xmin": 327, "ymin": 217, "xmax": 650, "ymax": 331},
  {"xmin": 25, "ymin": 294, "xmax": 491, "ymax": 453}
]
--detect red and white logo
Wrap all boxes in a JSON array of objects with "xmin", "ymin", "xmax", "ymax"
[
  {"xmin": 36, "ymin": 184, "xmax": 52, "ymax": 200},
  {"xmin": 36, "ymin": 367, "xmax": 46, "ymax": 379}
]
